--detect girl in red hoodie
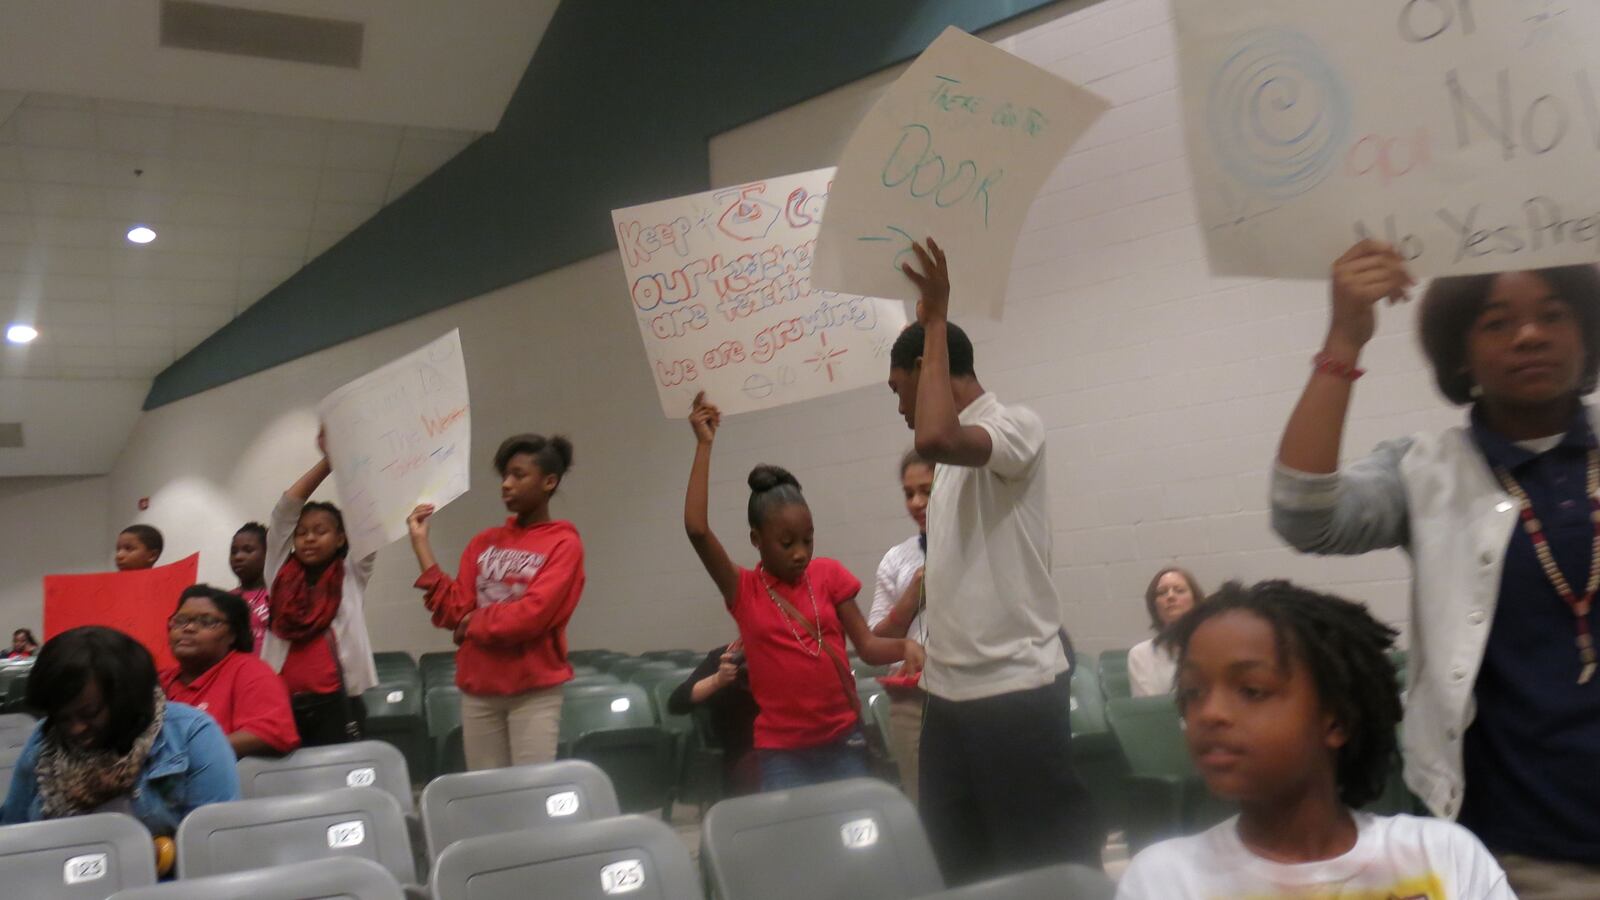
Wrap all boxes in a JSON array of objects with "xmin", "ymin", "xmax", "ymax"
[{"xmin": 407, "ymin": 433, "xmax": 585, "ymax": 770}]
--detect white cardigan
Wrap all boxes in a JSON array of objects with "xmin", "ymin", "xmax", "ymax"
[
  {"xmin": 260, "ymin": 492, "xmax": 379, "ymax": 696},
  {"xmin": 1267, "ymin": 409, "xmax": 1571, "ymax": 821}
]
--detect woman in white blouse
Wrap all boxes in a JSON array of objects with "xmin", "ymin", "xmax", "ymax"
[{"xmin": 1127, "ymin": 567, "xmax": 1205, "ymax": 697}]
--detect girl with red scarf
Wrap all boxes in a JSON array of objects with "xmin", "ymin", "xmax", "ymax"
[{"xmin": 260, "ymin": 432, "xmax": 378, "ymax": 746}]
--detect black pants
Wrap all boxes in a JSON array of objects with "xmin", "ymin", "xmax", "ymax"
[
  {"xmin": 291, "ymin": 691, "xmax": 366, "ymax": 747},
  {"xmin": 918, "ymin": 674, "xmax": 1105, "ymax": 887}
]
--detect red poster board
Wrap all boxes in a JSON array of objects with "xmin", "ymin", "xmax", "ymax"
[{"xmin": 43, "ymin": 554, "xmax": 198, "ymax": 671}]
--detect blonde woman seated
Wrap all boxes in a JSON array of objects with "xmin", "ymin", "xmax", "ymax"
[{"xmin": 1127, "ymin": 567, "xmax": 1205, "ymax": 697}]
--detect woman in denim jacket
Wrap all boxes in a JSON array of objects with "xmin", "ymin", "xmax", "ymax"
[
  {"xmin": 1272, "ymin": 239, "xmax": 1600, "ymax": 899},
  {"xmin": 1, "ymin": 626, "xmax": 240, "ymax": 838}
]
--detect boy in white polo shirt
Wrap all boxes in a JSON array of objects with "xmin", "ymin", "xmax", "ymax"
[{"xmin": 889, "ymin": 237, "xmax": 1104, "ymax": 885}]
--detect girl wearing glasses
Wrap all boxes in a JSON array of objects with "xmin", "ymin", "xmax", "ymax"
[{"xmin": 160, "ymin": 585, "xmax": 300, "ymax": 758}]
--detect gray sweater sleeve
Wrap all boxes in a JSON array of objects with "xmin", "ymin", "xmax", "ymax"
[{"xmin": 1269, "ymin": 437, "xmax": 1414, "ymax": 555}]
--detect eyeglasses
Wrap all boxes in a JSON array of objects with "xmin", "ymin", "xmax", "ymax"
[{"xmin": 167, "ymin": 614, "xmax": 228, "ymax": 631}]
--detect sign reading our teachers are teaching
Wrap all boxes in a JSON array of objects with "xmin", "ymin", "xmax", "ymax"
[
  {"xmin": 1174, "ymin": 0, "xmax": 1600, "ymax": 278},
  {"xmin": 814, "ymin": 26, "xmax": 1108, "ymax": 320},
  {"xmin": 611, "ymin": 168, "xmax": 908, "ymax": 417}
]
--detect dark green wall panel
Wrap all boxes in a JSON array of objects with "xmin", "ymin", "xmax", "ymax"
[{"xmin": 145, "ymin": 0, "xmax": 1059, "ymax": 408}]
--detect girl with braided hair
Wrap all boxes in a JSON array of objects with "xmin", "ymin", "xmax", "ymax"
[{"xmin": 1118, "ymin": 580, "xmax": 1511, "ymax": 899}]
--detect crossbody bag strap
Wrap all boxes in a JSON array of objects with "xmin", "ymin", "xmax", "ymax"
[{"xmin": 762, "ymin": 582, "xmax": 862, "ymax": 717}]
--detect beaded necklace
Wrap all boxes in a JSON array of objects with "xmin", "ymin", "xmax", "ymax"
[
  {"xmin": 758, "ymin": 565, "xmax": 822, "ymax": 657},
  {"xmin": 1491, "ymin": 448, "xmax": 1600, "ymax": 685}
]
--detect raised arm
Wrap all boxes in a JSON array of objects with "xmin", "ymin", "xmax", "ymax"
[
  {"xmin": 265, "ymin": 433, "xmax": 332, "ymax": 582},
  {"xmin": 903, "ymin": 238, "xmax": 992, "ymax": 467},
  {"xmin": 407, "ymin": 504, "xmax": 441, "ymax": 575},
  {"xmin": 1271, "ymin": 240, "xmax": 1415, "ymax": 556},
  {"xmin": 684, "ymin": 392, "xmax": 739, "ymax": 605},
  {"xmin": 410, "ymin": 505, "xmax": 480, "ymax": 630},
  {"xmin": 287, "ymin": 429, "xmax": 333, "ymax": 501},
  {"xmin": 1278, "ymin": 239, "xmax": 1412, "ymax": 474}
]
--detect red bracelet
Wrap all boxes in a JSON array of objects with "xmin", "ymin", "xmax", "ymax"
[{"xmin": 1313, "ymin": 351, "xmax": 1365, "ymax": 381}]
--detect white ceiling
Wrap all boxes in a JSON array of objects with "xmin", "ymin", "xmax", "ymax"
[
  {"xmin": 0, "ymin": 90, "xmax": 479, "ymax": 382},
  {"xmin": 0, "ymin": 1, "xmax": 555, "ymax": 475},
  {"xmin": 0, "ymin": 1, "xmax": 557, "ymax": 133}
]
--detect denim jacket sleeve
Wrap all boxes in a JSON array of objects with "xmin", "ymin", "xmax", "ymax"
[
  {"xmin": 174, "ymin": 711, "xmax": 241, "ymax": 813},
  {"xmin": 1269, "ymin": 437, "xmax": 1415, "ymax": 554},
  {"xmin": 0, "ymin": 726, "xmax": 42, "ymax": 824}
]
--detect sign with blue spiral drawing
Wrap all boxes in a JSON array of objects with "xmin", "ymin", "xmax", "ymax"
[{"xmin": 1175, "ymin": 0, "xmax": 1600, "ymax": 278}]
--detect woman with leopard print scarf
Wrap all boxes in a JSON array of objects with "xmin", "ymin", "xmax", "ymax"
[{"xmin": 1, "ymin": 626, "xmax": 239, "ymax": 840}]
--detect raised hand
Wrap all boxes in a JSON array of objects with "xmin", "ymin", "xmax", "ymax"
[
  {"xmin": 689, "ymin": 391, "xmax": 722, "ymax": 444},
  {"xmin": 1327, "ymin": 239, "xmax": 1414, "ymax": 356},
  {"xmin": 901, "ymin": 236, "xmax": 951, "ymax": 325},
  {"xmin": 407, "ymin": 504, "xmax": 436, "ymax": 540}
]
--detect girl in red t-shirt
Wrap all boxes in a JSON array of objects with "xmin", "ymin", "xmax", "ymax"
[{"xmin": 684, "ymin": 392, "xmax": 924, "ymax": 791}]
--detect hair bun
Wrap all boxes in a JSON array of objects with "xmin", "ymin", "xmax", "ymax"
[
  {"xmin": 747, "ymin": 464, "xmax": 800, "ymax": 494},
  {"xmin": 550, "ymin": 435, "xmax": 574, "ymax": 469}
]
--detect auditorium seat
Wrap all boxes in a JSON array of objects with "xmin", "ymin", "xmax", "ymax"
[
  {"xmin": 701, "ymin": 778, "xmax": 942, "ymax": 900},
  {"xmin": 107, "ymin": 857, "xmax": 404, "ymax": 900},
  {"xmin": 0, "ymin": 812, "xmax": 155, "ymax": 899},
  {"xmin": 430, "ymin": 813, "xmax": 698, "ymax": 900},
  {"xmin": 420, "ymin": 759, "xmax": 620, "ymax": 861}
]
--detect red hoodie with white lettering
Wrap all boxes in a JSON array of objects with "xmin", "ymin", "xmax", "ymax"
[{"xmin": 414, "ymin": 518, "xmax": 585, "ymax": 696}]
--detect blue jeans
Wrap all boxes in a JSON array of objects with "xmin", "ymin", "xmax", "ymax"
[{"xmin": 757, "ymin": 727, "xmax": 869, "ymax": 791}]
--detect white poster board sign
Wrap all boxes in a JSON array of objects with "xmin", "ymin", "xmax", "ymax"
[
  {"xmin": 1175, "ymin": 0, "xmax": 1600, "ymax": 278},
  {"xmin": 318, "ymin": 330, "xmax": 471, "ymax": 561},
  {"xmin": 813, "ymin": 26, "xmax": 1109, "ymax": 319},
  {"xmin": 611, "ymin": 167, "xmax": 908, "ymax": 417}
]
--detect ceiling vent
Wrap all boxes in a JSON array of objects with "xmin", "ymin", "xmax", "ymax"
[
  {"xmin": 0, "ymin": 423, "xmax": 22, "ymax": 448},
  {"xmin": 159, "ymin": 1, "xmax": 364, "ymax": 69}
]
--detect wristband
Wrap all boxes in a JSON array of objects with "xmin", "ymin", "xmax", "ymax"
[{"xmin": 1313, "ymin": 350, "xmax": 1365, "ymax": 381}]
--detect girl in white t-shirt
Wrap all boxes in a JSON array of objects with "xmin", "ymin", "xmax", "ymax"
[
  {"xmin": 1127, "ymin": 566, "xmax": 1204, "ymax": 697},
  {"xmin": 1117, "ymin": 580, "xmax": 1512, "ymax": 900}
]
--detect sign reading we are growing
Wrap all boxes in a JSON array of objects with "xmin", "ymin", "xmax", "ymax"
[{"xmin": 612, "ymin": 168, "xmax": 907, "ymax": 417}]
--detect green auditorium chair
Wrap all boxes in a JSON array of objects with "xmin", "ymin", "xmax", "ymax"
[{"xmin": 1106, "ymin": 695, "xmax": 1234, "ymax": 851}]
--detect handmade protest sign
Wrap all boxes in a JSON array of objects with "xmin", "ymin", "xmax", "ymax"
[
  {"xmin": 318, "ymin": 330, "xmax": 470, "ymax": 562},
  {"xmin": 813, "ymin": 26, "xmax": 1109, "ymax": 319},
  {"xmin": 44, "ymin": 553, "xmax": 198, "ymax": 669},
  {"xmin": 1175, "ymin": 0, "xmax": 1600, "ymax": 277},
  {"xmin": 612, "ymin": 167, "xmax": 908, "ymax": 417}
]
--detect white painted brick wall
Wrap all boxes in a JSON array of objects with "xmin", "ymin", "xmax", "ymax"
[{"xmin": 713, "ymin": 0, "xmax": 1440, "ymax": 652}]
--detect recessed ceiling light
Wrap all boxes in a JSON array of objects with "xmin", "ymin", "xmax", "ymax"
[
  {"xmin": 126, "ymin": 225, "xmax": 157, "ymax": 244},
  {"xmin": 5, "ymin": 324, "xmax": 38, "ymax": 344}
]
